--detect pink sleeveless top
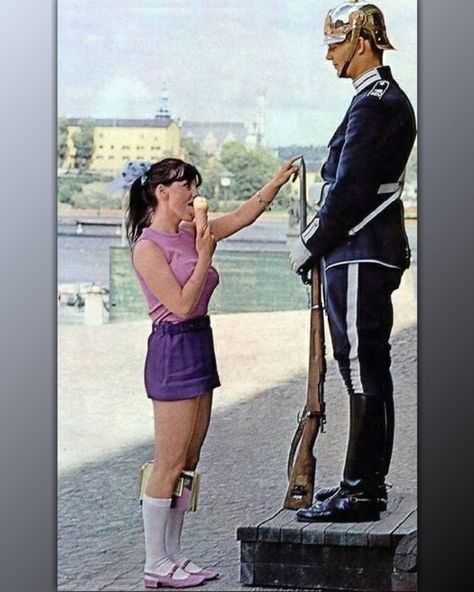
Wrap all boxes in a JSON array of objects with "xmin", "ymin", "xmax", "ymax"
[{"xmin": 133, "ymin": 226, "xmax": 220, "ymax": 324}]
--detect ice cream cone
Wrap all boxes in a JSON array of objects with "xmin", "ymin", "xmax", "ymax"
[{"xmin": 193, "ymin": 196, "xmax": 208, "ymax": 231}]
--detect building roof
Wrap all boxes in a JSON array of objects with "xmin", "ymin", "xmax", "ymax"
[
  {"xmin": 181, "ymin": 121, "xmax": 248, "ymax": 145},
  {"xmin": 66, "ymin": 116, "xmax": 174, "ymax": 128}
]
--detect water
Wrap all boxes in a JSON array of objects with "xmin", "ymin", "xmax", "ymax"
[
  {"xmin": 57, "ymin": 220, "xmax": 290, "ymax": 286},
  {"xmin": 58, "ymin": 219, "xmax": 417, "ymax": 323}
]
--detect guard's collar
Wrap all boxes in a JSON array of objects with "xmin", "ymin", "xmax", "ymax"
[{"xmin": 353, "ymin": 66, "xmax": 392, "ymax": 94}]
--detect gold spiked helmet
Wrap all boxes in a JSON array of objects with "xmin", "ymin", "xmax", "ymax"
[
  {"xmin": 324, "ymin": 1, "xmax": 394, "ymax": 49},
  {"xmin": 323, "ymin": 2, "xmax": 394, "ymax": 76}
]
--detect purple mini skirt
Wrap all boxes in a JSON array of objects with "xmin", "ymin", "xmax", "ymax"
[{"xmin": 144, "ymin": 315, "xmax": 221, "ymax": 401}]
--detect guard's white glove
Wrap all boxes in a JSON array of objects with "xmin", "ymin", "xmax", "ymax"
[{"xmin": 289, "ymin": 237, "xmax": 313, "ymax": 274}]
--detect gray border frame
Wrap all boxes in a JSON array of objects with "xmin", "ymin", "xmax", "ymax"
[
  {"xmin": 418, "ymin": 1, "xmax": 474, "ymax": 591},
  {"xmin": 0, "ymin": 1, "xmax": 56, "ymax": 590},
  {"xmin": 2, "ymin": 1, "xmax": 474, "ymax": 591}
]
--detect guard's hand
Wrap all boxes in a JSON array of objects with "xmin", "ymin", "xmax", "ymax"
[{"xmin": 289, "ymin": 237, "xmax": 313, "ymax": 274}]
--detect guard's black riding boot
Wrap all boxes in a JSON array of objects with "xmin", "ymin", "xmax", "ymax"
[
  {"xmin": 312, "ymin": 394, "xmax": 393, "ymax": 511},
  {"xmin": 312, "ymin": 482, "xmax": 387, "ymax": 510},
  {"xmin": 296, "ymin": 394, "xmax": 386, "ymax": 522}
]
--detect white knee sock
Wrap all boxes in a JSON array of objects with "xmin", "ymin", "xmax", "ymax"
[
  {"xmin": 142, "ymin": 495, "xmax": 190, "ymax": 579},
  {"xmin": 166, "ymin": 507, "xmax": 203, "ymax": 573}
]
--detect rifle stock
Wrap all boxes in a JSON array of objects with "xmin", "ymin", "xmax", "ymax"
[
  {"xmin": 284, "ymin": 413, "xmax": 319, "ymax": 509},
  {"xmin": 284, "ymin": 263, "xmax": 326, "ymax": 510}
]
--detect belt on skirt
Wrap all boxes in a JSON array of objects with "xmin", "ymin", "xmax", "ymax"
[{"xmin": 152, "ymin": 315, "xmax": 211, "ymax": 336}]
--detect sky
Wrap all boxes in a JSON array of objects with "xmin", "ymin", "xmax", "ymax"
[{"xmin": 58, "ymin": 0, "xmax": 417, "ymax": 147}]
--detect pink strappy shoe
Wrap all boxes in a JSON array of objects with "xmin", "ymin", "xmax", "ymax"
[
  {"xmin": 181, "ymin": 559, "xmax": 219, "ymax": 581},
  {"xmin": 144, "ymin": 564, "xmax": 206, "ymax": 588}
]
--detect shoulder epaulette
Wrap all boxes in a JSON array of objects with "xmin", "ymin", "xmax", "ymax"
[{"xmin": 367, "ymin": 80, "xmax": 390, "ymax": 100}]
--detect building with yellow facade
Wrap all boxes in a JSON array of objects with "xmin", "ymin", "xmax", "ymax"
[{"xmin": 62, "ymin": 115, "xmax": 183, "ymax": 174}]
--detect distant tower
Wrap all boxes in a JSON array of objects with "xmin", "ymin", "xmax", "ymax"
[
  {"xmin": 245, "ymin": 122, "xmax": 258, "ymax": 148},
  {"xmin": 245, "ymin": 94, "xmax": 267, "ymax": 148},
  {"xmin": 156, "ymin": 80, "xmax": 170, "ymax": 118},
  {"xmin": 256, "ymin": 93, "xmax": 266, "ymax": 147}
]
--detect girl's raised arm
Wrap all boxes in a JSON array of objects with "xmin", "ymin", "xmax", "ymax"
[{"xmin": 210, "ymin": 157, "xmax": 300, "ymax": 242}]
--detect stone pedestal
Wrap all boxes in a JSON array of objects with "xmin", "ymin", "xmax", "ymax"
[
  {"xmin": 237, "ymin": 493, "xmax": 417, "ymax": 591},
  {"xmin": 82, "ymin": 286, "xmax": 108, "ymax": 325}
]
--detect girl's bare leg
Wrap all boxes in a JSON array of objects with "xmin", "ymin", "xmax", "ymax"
[{"xmin": 146, "ymin": 397, "xmax": 200, "ymax": 499}]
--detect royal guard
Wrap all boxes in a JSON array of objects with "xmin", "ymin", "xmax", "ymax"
[{"xmin": 290, "ymin": 1, "xmax": 417, "ymax": 522}]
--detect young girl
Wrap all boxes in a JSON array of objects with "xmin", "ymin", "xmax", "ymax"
[{"xmin": 120, "ymin": 156, "xmax": 298, "ymax": 588}]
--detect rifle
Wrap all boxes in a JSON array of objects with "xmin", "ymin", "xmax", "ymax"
[{"xmin": 283, "ymin": 156, "xmax": 327, "ymax": 510}]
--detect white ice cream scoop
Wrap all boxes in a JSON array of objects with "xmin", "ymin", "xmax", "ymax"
[{"xmin": 193, "ymin": 196, "xmax": 208, "ymax": 212}]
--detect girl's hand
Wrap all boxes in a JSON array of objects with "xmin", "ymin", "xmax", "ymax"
[
  {"xmin": 195, "ymin": 223, "xmax": 216, "ymax": 262},
  {"xmin": 271, "ymin": 155, "xmax": 301, "ymax": 189}
]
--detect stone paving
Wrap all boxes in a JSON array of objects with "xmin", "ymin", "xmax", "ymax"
[{"xmin": 58, "ymin": 268, "xmax": 416, "ymax": 591}]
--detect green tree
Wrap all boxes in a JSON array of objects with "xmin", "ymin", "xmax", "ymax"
[
  {"xmin": 220, "ymin": 141, "xmax": 289, "ymax": 208},
  {"xmin": 181, "ymin": 137, "xmax": 208, "ymax": 169},
  {"xmin": 58, "ymin": 117, "xmax": 69, "ymax": 167},
  {"xmin": 200, "ymin": 157, "xmax": 223, "ymax": 210},
  {"xmin": 72, "ymin": 118, "xmax": 95, "ymax": 172}
]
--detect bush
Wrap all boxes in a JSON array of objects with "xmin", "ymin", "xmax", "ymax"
[
  {"xmin": 57, "ymin": 177, "xmax": 83, "ymax": 204},
  {"xmin": 57, "ymin": 173, "xmax": 114, "ymax": 207}
]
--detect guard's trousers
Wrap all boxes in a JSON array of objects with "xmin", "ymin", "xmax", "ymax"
[{"xmin": 324, "ymin": 262, "xmax": 402, "ymax": 400}]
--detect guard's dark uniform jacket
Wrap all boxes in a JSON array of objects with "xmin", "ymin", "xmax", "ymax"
[{"xmin": 303, "ymin": 66, "xmax": 416, "ymax": 271}]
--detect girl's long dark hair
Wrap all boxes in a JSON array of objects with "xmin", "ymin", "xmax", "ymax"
[{"xmin": 125, "ymin": 157, "xmax": 202, "ymax": 246}]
